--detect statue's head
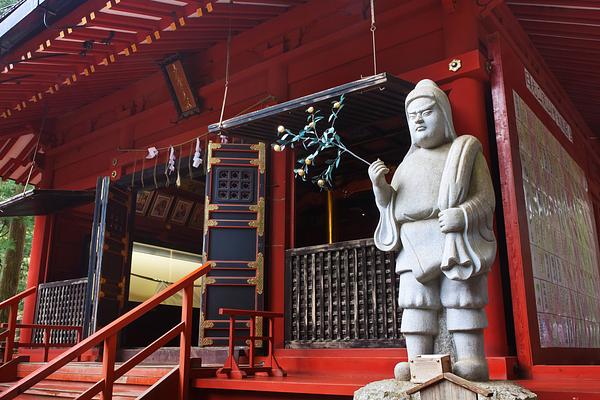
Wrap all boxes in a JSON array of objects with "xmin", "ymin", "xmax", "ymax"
[{"xmin": 405, "ymin": 79, "xmax": 457, "ymax": 149}]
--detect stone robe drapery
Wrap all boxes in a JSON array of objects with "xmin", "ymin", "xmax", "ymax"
[{"xmin": 374, "ymin": 135, "xmax": 496, "ymax": 281}]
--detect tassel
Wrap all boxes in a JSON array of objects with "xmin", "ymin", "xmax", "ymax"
[
  {"xmin": 193, "ymin": 137, "xmax": 202, "ymax": 168},
  {"xmin": 146, "ymin": 146, "xmax": 159, "ymax": 159},
  {"xmin": 168, "ymin": 146, "xmax": 176, "ymax": 174}
]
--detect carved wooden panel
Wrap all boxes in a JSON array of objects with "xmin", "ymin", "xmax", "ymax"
[
  {"xmin": 34, "ymin": 278, "xmax": 87, "ymax": 344},
  {"xmin": 285, "ymin": 238, "xmax": 404, "ymax": 348},
  {"xmin": 200, "ymin": 142, "xmax": 266, "ymax": 347}
]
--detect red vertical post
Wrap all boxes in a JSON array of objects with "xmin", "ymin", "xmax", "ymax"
[
  {"xmin": 43, "ymin": 328, "xmax": 50, "ymax": 362},
  {"xmin": 101, "ymin": 335, "xmax": 117, "ymax": 400},
  {"xmin": 267, "ymin": 64, "xmax": 290, "ymax": 348},
  {"xmin": 21, "ymin": 216, "xmax": 49, "ymax": 343},
  {"xmin": 76, "ymin": 328, "xmax": 82, "ymax": 362},
  {"xmin": 4, "ymin": 304, "xmax": 17, "ymax": 362},
  {"xmin": 440, "ymin": 0, "xmax": 510, "ymax": 359},
  {"xmin": 178, "ymin": 285, "xmax": 193, "ymax": 400},
  {"xmin": 268, "ymin": 317, "xmax": 274, "ymax": 368},
  {"xmin": 227, "ymin": 316, "xmax": 235, "ymax": 369},
  {"xmin": 448, "ymin": 77, "xmax": 510, "ymax": 357},
  {"xmin": 248, "ymin": 316, "xmax": 255, "ymax": 368}
]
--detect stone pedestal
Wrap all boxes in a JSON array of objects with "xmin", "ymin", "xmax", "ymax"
[{"xmin": 354, "ymin": 379, "xmax": 537, "ymax": 400}]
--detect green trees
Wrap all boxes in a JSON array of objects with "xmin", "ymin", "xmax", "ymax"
[
  {"xmin": 0, "ymin": 181, "xmax": 34, "ymax": 320},
  {"xmin": 0, "ymin": 0, "xmax": 19, "ymax": 9}
]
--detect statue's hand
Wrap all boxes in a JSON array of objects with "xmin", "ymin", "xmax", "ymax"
[
  {"xmin": 368, "ymin": 159, "xmax": 390, "ymax": 189},
  {"xmin": 438, "ymin": 208, "xmax": 465, "ymax": 233}
]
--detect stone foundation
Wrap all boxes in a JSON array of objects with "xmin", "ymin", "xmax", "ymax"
[{"xmin": 354, "ymin": 379, "xmax": 537, "ymax": 400}]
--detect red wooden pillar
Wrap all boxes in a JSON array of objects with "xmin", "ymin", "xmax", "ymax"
[
  {"xmin": 21, "ymin": 215, "xmax": 50, "ymax": 343},
  {"xmin": 441, "ymin": 0, "xmax": 510, "ymax": 358},
  {"xmin": 266, "ymin": 64, "xmax": 290, "ymax": 348},
  {"xmin": 448, "ymin": 77, "xmax": 509, "ymax": 357}
]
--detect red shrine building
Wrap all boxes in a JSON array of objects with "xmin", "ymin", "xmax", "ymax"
[{"xmin": 0, "ymin": 0, "xmax": 598, "ymax": 399}]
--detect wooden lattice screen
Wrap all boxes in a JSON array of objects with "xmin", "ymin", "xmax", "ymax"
[
  {"xmin": 34, "ymin": 278, "xmax": 87, "ymax": 344},
  {"xmin": 285, "ymin": 238, "xmax": 404, "ymax": 348}
]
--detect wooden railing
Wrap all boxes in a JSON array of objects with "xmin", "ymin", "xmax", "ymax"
[
  {"xmin": 285, "ymin": 238, "xmax": 404, "ymax": 348},
  {"xmin": 0, "ymin": 287, "xmax": 82, "ymax": 363},
  {"xmin": 34, "ymin": 278, "xmax": 87, "ymax": 344},
  {"xmin": 1, "ymin": 323, "xmax": 82, "ymax": 362},
  {"xmin": 0, "ymin": 286, "xmax": 36, "ymax": 363},
  {"xmin": 216, "ymin": 308, "xmax": 285, "ymax": 379},
  {"xmin": 1, "ymin": 261, "xmax": 213, "ymax": 400}
]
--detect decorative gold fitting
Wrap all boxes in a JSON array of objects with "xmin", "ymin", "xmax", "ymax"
[
  {"xmin": 204, "ymin": 219, "xmax": 217, "ymax": 235},
  {"xmin": 201, "ymin": 320, "xmax": 215, "ymax": 328},
  {"xmin": 200, "ymin": 338, "xmax": 214, "ymax": 346},
  {"xmin": 250, "ymin": 142, "xmax": 266, "ymax": 173},
  {"xmin": 201, "ymin": 276, "xmax": 216, "ymax": 294},
  {"xmin": 255, "ymin": 316, "xmax": 263, "ymax": 348},
  {"xmin": 248, "ymin": 252, "xmax": 263, "ymax": 270},
  {"xmin": 206, "ymin": 142, "xmax": 222, "ymax": 172},
  {"xmin": 248, "ymin": 197, "xmax": 265, "ymax": 236},
  {"xmin": 448, "ymin": 59, "xmax": 462, "ymax": 72},
  {"xmin": 247, "ymin": 253, "xmax": 264, "ymax": 294},
  {"xmin": 203, "ymin": 197, "xmax": 218, "ymax": 236}
]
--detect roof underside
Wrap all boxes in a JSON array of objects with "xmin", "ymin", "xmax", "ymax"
[
  {"xmin": 1, "ymin": 0, "xmax": 599, "ymax": 184},
  {"xmin": 0, "ymin": 0, "xmax": 308, "ymax": 184},
  {"xmin": 507, "ymin": 0, "xmax": 600, "ymax": 140},
  {"xmin": 0, "ymin": 188, "xmax": 95, "ymax": 216}
]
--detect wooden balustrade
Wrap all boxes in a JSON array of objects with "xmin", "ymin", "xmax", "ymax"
[
  {"xmin": 216, "ymin": 308, "xmax": 286, "ymax": 379},
  {"xmin": 285, "ymin": 238, "xmax": 404, "ymax": 348},
  {"xmin": 0, "ymin": 323, "xmax": 82, "ymax": 362},
  {"xmin": 0, "ymin": 284, "xmax": 84, "ymax": 364},
  {"xmin": 0, "ymin": 261, "xmax": 212, "ymax": 400},
  {"xmin": 34, "ymin": 278, "xmax": 87, "ymax": 344}
]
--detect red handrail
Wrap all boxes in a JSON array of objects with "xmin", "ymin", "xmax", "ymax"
[
  {"xmin": 0, "ymin": 286, "xmax": 36, "ymax": 362},
  {"xmin": 1, "ymin": 261, "xmax": 212, "ymax": 400},
  {"xmin": 1, "ymin": 323, "xmax": 83, "ymax": 362}
]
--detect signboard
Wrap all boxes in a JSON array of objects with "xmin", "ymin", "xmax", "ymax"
[
  {"xmin": 490, "ymin": 33, "xmax": 600, "ymax": 368},
  {"xmin": 514, "ymin": 92, "xmax": 600, "ymax": 348}
]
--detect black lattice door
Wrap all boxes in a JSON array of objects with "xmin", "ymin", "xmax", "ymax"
[
  {"xmin": 200, "ymin": 142, "xmax": 266, "ymax": 346},
  {"xmin": 85, "ymin": 177, "xmax": 133, "ymax": 336}
]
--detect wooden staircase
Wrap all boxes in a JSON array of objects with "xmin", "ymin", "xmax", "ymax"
[
  {"xmin": 0, "ymin": 361, "xmax": 175, "ymax": 399},
  {"xmin": 0, "ymin": 262, "xmax": 213, "ymax": 400}
]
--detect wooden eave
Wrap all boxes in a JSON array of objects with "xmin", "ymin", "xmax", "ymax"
[{"xmin": 0, "ymin": 0, "xmax": 309, "ymax": 183}]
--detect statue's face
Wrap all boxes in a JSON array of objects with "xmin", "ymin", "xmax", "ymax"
[{"xmin": 406, "ymin": 97, "xmax": 447, "ymax": 149}]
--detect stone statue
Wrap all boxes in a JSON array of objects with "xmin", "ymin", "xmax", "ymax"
[{"xmin": 368, "ymin": 79, "xmax": 496, "ymax": 382}]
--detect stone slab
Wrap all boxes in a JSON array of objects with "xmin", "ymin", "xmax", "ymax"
[{"xmin": 354, "ymin": 378, "xmax": 537, "ymax": 400}]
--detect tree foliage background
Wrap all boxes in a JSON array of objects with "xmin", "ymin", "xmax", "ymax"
[
  {"xmin": 0, "ymin": 181, "xmax": 34, "ymax": 312},
  {"xmin": 0, "ymin": 0, "xmax": 21, "ymax": 18},
  {"xmin": 0, "ymin": 0, "xmax": 34, "ymax": 317}
]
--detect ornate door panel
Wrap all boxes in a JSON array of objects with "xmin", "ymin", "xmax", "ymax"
[
  {"xmin": 200, "ymin": 142, "xmax": 266, "ymax": 347},
  {"xmin": 85, "ymin": 177, "xmax": 133, "ymax": 336}
]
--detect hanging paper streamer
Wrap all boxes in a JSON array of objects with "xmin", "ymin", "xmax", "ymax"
[
  {"xmin": 146, "ymin": 147, "xmax": 159, "ymax": 159},
  {"xmin": 193, "ymin": 138, "xmax": 203, "ymax": 168},
  {"xmin": 168, "ymin": 146, "xmax": 176, "ymax": 174},
  {"xmin": 219, "ymin": 134, "xmax": 229, "ymax": 144}
]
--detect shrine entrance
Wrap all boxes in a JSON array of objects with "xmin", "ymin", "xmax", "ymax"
[{"xmin": 119, "ymin": 170, "xmax": 206, "ymax": 349}]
